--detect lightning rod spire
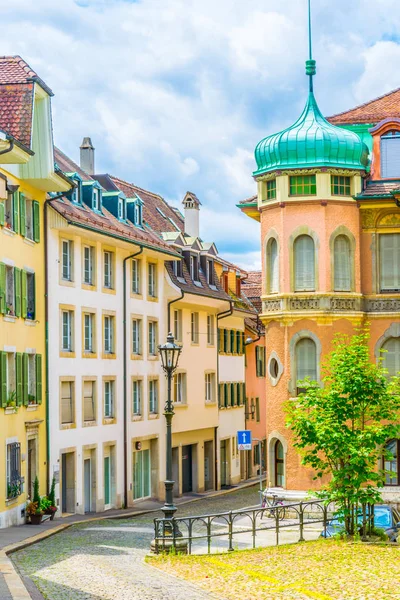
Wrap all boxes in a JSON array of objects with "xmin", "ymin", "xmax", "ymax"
[{"xmin": 305, "ymin": 0, "xmax": 316, "ymax": 92}]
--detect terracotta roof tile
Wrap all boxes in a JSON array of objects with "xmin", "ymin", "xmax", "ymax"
[
  {"xmin": 357, "ymin": 180, "xmax": 400, "ymax": 198},
  {"xmin": 165, "ymin": 260, "xmax": 230, "ymax": 302},
  {"xmin": 328, "ymin": 88, "xmax": 400, "ymax": 125},
  {"xmin": 238, "ymin": 195, "xmax": 257, "ymax": 205},
  {"xmin": 242, "ymin": 271, "xmax": 262, "ymax": 312},
  {"xmin": 0, "ymin": 55, "xmax": 52, "ymax": 94},
  {"xmin": 0, "ymin": 83, "xmax": 34, "ymax": 148},
  {"xmin": 54, "ymin": 147, "xmax": 93, "ymax": 182}
]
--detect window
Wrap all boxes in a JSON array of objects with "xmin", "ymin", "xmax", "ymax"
[
  {"xmin": 173, "ymin": 309, "xmax": 182, "ymax": 342},
  {"xmin": 132, "ymin": 318, "xmax": 142, "ymax": 355},
  {"xmin": 207, "ymin": 259, "xmax": 214, "ymax": 285},
  {"xmin": 83, "ymin": 380, "xmax": 96, "ymax": 422},
  {"xmin": 27, "ymin": 354, "xmax": 36, "ymax": 404},
  {"xmin": 61, "ymin": 310, "xmax": 73, "ymax": 352},
  {"xmin": 103, "ymin": 251, "xmax": 113, "ymax": 289},
  {"xmin": 255, "ymin": 397, "xmax": 260, "ymax": 422},
  {"xmin": 118, "ymin": 198, "xmax": 125, "ymax": 220},
  {"xmin": 236, "ymin": 276, "xmax": 241, "ymax": 297},
  {"xmin": 256, "ymin": 346, "xmax": 266, "ymax": 377},
  {"xmin": 382, "ymin": 439, "xmax": 400, "ymax": 486},
  {"xmin": 190, "ymin": 255, "xmax": 199, "ymax": 282},
  {"xmin": 104, "ymin": 315, "xmax": 115, "ymax": 354},
  {"xmin": 26, "ymin": 272, "xmax": 35, "ymax": 320},
  {"xmin": 5, "ymin": 190, "xmax": 15, "ymax": 230},
  {"xmin": 149, "ymin": 379, "xmax": 158, "ymax": 414},
  {"xmin": 104, "ymin": 380, "xmax": 114, "ymax": 418},
  {"xmin": 148, "ymin": 263, "xmax": 157, "ymax": 297},
  {"xmin": 380, "ymin": 234, "xmax": 400, "ymax": 292},
  {"xmin": 62, "ymin": 240, "xmax": 73, "ymax": 281},
  {"xmin": 334, "ymin": 235, "xmax": 351, "ymax": 291},
  {"xmin": 381, "ymin": 131, "xmax": 400, "ymax": 178},
  {"xmin": 24, "ymin": 197, "xmax": 34, "ymax": 240},
  {"xmin": 205, "ymin": 373, "xmax": 215, "ymax": 403},
  {"xmin": 83, "ymin": 246, "xmax": 95, "ymax": 285},
  {"xmin": 148, "ymin": 321, "xmax": 157, "ymax": 356},
  {"xmin": 83, "ymin": 313, "xmax": 94, "ymax": 353},
  {"xmin": 174, "ymin": 372, "xmax": 187, "ymax": 404},
  {"xmin": 132, "ymin": 379, "xmax": 142, "ymax": 415},
  {"xmin": 295, "ymin": 338, "xmax": 317, "ymax": 394},
  {"xmin": 5, "ymin": 266, "xmax": 15, "ymax": 315},
  {"xmin": 93, "ymin": 188, "xmax": 100, "ymax": 211},
  {"xmin": 61, "ymin": 381, "xmax": 74, "ymax": 424},
  {"xmin": 266, "ymin": 179, "xmax": 276, "ymax": 200},
  {"xmin": 331, "ymin": 175, "xmax": 351, "ymax": 196},
  {"xmin": 132, "ymin": 259, "xmax": 141, "ymax": 294},
  {"xmin": 267, "ymin": 238, "xmax": 279, "ymax": 293},
  {"xmin": 172, "ymin": 259, "xmax": 183, "ymax": 278},
  {"xmin": 382, "ymin": 338, "xmax": 400, "ymax": 379},
  {"xmin": 5, "ymin": 353, "xmax": 16, "ymax": 402},
  {"xmin": 6, "ymin": 442, "xmax": 22, "ymax": 499},
  {"xmin": 294, "ymin": 235, "xmax": 315, "ymax": 291},
  {"xmin": 133, "ymin": 202, "xmax": 142, "ymax": 226},
  {"xmin": 222, "ymin": 272, "xmax": 229, "ymax": 293},
  {"xmin": 71, "ymin": 183, "xmax": 81, "ymax": 204},
  {"xmin": 274, "ymin": 440, "xmax": 285, "ymax": 487},
  {"xmin": 191, "ymin": 312, "xmax": 199, "ymax": 343},
  {"xmin": 289, "ymin": 175, "xmax": 316, "ymax": 196},
  {"xmin": 207, "ymin": 315, "xmax": 214, "ymax": 345}
]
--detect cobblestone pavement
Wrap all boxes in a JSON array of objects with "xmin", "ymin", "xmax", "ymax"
[
  {"xmin": 12, "ymin": 486, "xmax": 262, "ymax": 600},
  {"xmin": 0, "ymin": 573, "xmax": 12, "ymax": 600}
]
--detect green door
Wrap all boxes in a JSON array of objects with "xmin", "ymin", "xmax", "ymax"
[
  {"xmin": 133, "ymin": 450, "xmax": 151, "ymax": 499},
  {"xmin": 104, "ymin": 457, "xmax": 110, "ymax": 506}
]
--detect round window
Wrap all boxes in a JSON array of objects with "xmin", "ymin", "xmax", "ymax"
[{"xmin": 269, "ymin": 358, "xmax": 279, "ymax": 379}]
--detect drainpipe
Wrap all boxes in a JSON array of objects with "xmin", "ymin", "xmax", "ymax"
[
  {"xmin": 123, "ymin": 246, "xmax": 143, "ymax": 509},
  {"xmin": 0, "ymin": 139, "xmax": 14, "ymax": 156},
  {"xmin": 167, "ymin": 290, "xmax": 184, "ymax": 332},
  {"xmin": 244, "ymin": 315, "xmax": 262, "ymax": 346}
]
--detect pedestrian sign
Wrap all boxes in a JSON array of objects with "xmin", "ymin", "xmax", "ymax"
[{"xmin": 237, "ymin": 430, "xmax": 252, "ymax": 451}]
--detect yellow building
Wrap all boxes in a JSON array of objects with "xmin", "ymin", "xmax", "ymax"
[{"xmin": 0, "ymin": 56, "xmax": 72, "ymax": 527}]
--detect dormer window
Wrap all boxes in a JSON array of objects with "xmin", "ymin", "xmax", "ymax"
[
  {"xmin": 173, "ymin": 259, "xmax": 183, "ymax": 279},
  {"xmin": 381, "ymin": 130, "xmax": 400, "ymax": 178},
  {"xmin": 71, "ymin": 183, "xmax": 81, "ymax": 205},
  {"xmin": 134, "ymin": 202, "xmax": 142, "ymax": 226},
  {"xmin": 93, "ymin": 188, "xmax": 100, "ymax": 211},
  {"xmin": 118, "ymin": 198, "xmax": 125, "ymax": 221},
  {"xmin": 190, "ymin": 255, "xmax": 199, "ymax": 282},
  {"xmin": 207, "ymin": 259, "xmax": 214, "ymax": 286},
  {"xmin": 222, "ymin": 272, "xmax": 229, "ymax": 293},
  {"xmin": 236, "ymin": 276, "xmax": 241, "ymax": 297}
]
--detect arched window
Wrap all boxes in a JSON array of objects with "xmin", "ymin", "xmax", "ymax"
[
  {"xmin": 294, "ymin": 235, "xmax": 315, "ymax": 291},
  {"xmin": 381, "ymin": 130, "xmax": 400, "ymax": 178},
  {"xmin": 382, "ymin": 337, "xmax": 400, "ymax": 378},
  {"xmin": 382, "ymin": 439, "xmax": 399, "ymax": 486},
  {"xmin": 334, "ymin": 235, "xmax": 351, "ymax": 291},
  {"xmin": 295, "ymin": 338, "xmax": 317, "ymax": 394},
  {"xmin": 267, "ymin": 238, "xmax": 279, "ymax": 293},
  {"xmin": 380, "ymin": 233, "xmax": 400, "ymax": 292},
  {"xmin": 275, "ymin": 440, "xmax": 285, "ymax": 487}
]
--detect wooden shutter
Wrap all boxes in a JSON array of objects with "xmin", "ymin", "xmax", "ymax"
[
  {"xmin": 262, "ymin": 347, "xmax": 266, "ymax": 376},
  {"xmin": 294, "ymin": 235, "xmax": 315, "ymax": 291},
  {"xmin": 0, "ymin": 201, "xmax": 4, "ymax": 226},
  {"xmin": 0, "ymin": 262, "xmax": 5, "ymax": 314},
  {"xmin": 381, "ymin": 136, "xmax": 400, "ymax": 178},
  {"xmin": 334, "ymin": 236, "xmax": 351, "ymax": 291},
  {"xmin": 36, "ymin": 354, "xmax": 42, "ymax": 404},
  {"xmin": 256, "ymin": 397, "xmax": 260, "ymax": 422},
  {"xmin": 296, "ymin": 338, "xmax": 317, "ymax": 382},
  {"xmin": 13, "ymin": 192, "xmax": 19, "ymax": 234},
  {"xmin": 269, "ymin": 238, "xmax": 279, "ymax": 293},
  {"xmin": 21, "ymin": 270, "xmax": 27, "ymax": 319},
  {"xmin": 224, "ymin": 383, "xmax": 229, "ymax": 407},
  {"xmin": 16, "ymin": 353, "xmax": 22, "ymax": 406},
  {"xmin": 22, "ymin": 353, "xmax": 29, "ymax": 405},
  {"xmin": 380, "ymin": 234, "xmax": 400, "ymax": 291},
  {"xmin": 0, "ymin": 352, "xmax": 7, "ymax": 407},
  {"xmin": 19, "ymin": 193, "xmax": 26, "ymax": 237},
  {"xmin": 33, "ymin": 201, "xmax": 40, "ymax": 243},
  {"xmin": 14, "ymin": 267, "xmax": 21, "ymax": 318}
]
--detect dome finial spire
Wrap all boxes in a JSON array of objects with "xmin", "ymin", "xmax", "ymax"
[{"xmin": 305, "ymin": 0, "xmax": 316, "ymax": 92}]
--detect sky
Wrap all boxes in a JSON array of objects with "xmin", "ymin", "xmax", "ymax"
[{"xmin": 2, "ymin": 0, "xmax": 400, "ymax": 269}]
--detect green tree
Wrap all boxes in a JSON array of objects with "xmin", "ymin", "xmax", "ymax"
[
  {"xmin": 286, "ymin": 328, "xmax": 400, "ymax": 535},
  {"xmin": 32, "ymin": 475, "xmax": 40, "ymax": 505},
  {"xmin": 48, "ymin": 476, "xmax": 56, "ymax": 507}
]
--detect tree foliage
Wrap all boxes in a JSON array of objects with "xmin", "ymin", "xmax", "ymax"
[{"xmin": 286, "ymin": 328, "xmax": 400, "ymax": 534}]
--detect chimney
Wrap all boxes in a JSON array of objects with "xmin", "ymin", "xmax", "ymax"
[
  {"xmin": 80, "ymin": 137, "xmax": 95, "ymax": 175},
  {"xmin": 182, "ymin": 192, "xmax": 201, "ymax": 238}
]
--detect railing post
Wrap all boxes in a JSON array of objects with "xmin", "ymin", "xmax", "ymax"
[
  {"xmin": 172, "ymin": 517, "xmax": 177, "ymax": 551},
  {"xmin": 187, "ymin": 520, "xmax": 192, "ymax": 555},
  {"xmin": 275, "ymin": 507, "xmax": 279, "ymax": 546},
  {"xmin": 323, "ymin": 504, "xmax": 328, "ymax": 539},
  {"xmin": 207, "ymin": 517, "xmax": 211, "ymax": 555},
  {"xmin": 299, "ymin": 502, "xmax": 305, "ymax": 542},
  {"xmin": 362, "ymin": 504, "xmax": 367, "ymax": 542},
  {"xmin": 228, "ymin": 511, "xmax": 234, "ymax": 552},
  {"xmin": 252, "ymin": 509, "xmax": 256, "ymax": 549}
]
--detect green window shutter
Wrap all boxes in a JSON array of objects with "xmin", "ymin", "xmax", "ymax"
[
  {"xmin": 13, "ymin": 192, "xmax": 19, "ymax": 234},
  {"xmin": 21, "ymin": 270, "xmax": 27, "ymax": 319},
  {"xmin": 33, "ymin": 201, "xmax": 40, "ymax": 243},
  {"xmin": 218, "ymin": 383, "xmax": 223, "ymax": 408},
  {"xmin": 0, "ymin": 201, "xmax": 4, "ymax": 226},
  {"xmin": 256, "ymin": 397, "xmax": 260, "ymax": 422},
  {"xmin": 255, "ymin": 347, "xmax": 260, "ymax": 377},
  {"xmin": 0, "ymin": 352, "xmax": 7, "ymax": 407},
  {"xmin": 262, "ymin": 347, "xmax": 266, "ymax": 377},
  {"xmin": 0, "ymin": 262, "xmax": 5, "ymax": 314},
  {"xmin": 19, "ymin": 193, "xmax": 26, "ymax": 237},
  {"xmin": 223, "ymin": 329, "xmax": 228, "ymax": 353},
  {"xmin": 16, "ymin": 353, "xmax": 23, "ymax": 406},
  {"xmin": 36, "ymin": 354, "xmax": 43, "ymax": 404},
  {"xmin": 224, "ymin": 383, "xmax": 229, "ymax": 407},
  {"xmin": 22, "ymin": 353, "xmax": 29, "ymax": 405},
  {"xmin": 241, "ymin": 332, "xmax": 245, "ymax": 354},
  {"xmin": 14, "ymin": 267, "xmax": 21, "ymax": 318}
]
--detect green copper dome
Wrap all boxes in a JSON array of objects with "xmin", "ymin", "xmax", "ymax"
[{"xmin": 254, "ymin": 90, "xmax": 369, "ymax": 176}]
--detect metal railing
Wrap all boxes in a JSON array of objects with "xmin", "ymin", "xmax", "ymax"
[{"xmin": 153, "ymin": 499, "xmax": 336, "ymax": 554}]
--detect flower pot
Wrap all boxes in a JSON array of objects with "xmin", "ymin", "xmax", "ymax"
[
  {"xmin": 30, "ymin": 513, "xmax": 43, "ymax": 525},
  {"xmin": 46, "ymin": 507, "xmax": 57, "ymax": 521}
]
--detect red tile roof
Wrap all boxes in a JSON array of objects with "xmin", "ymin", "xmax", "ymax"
[
  {"xmin": 242, "ymin": 271, "xmax": 262, "ymax": 312},
  {"xmin": 357, "ymin": 180, "xmax": 400, "ymax": 198},
  {"xmin": 0, "ymin": 55, "xmax": 53, "ymax": 94},
  {"xmin": 54, "ymin": 147, "xmax": 93, "ymax": 182},
  {"xmin": 328, "ymin": 88, "xmax": 400, "ymax": 125},
  {"xmin": 238, "ymin": 194, "xmax": 257, "ymax": 205},
  {"xmin": 0, "ymin": 83, "xmax": 34, "ymax": 148}
]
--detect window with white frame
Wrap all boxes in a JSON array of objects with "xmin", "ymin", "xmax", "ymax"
[
  {"xmin": 93, "ymin": 188, "xmax": 100, "ymax": 211},
  {"xmin": 83, "ymin": 380, "xmax": 96, "ymax": 422},
  {"xmin": 6, "ymin": 442, "xmax": 21, "ymax": 500},
  {"xmin": 148, "ymin": 263, "xmax": 157, "ymax": 297},
  {"xmin": 190, "ymin": 255, "xmax": 199, "ymax": 282},
  {"xmin": 60, "ymin": 381, "xmax": 74, "ymax": 424},
  {"xmin": 205, "ymin": 372, "xmax": 215, "ymax": 403},
  {"xmin": 103, "ymin": 251, "xmax": 113, "ymax": 289},
  {"xmin": 83, "ymin": 313, "xmax": 94, "ymax": 353},
  {"xmin": 62, "ymin": 240, "xmax": 73, "ymax": 281},
  {"xmin": 174, "ymin": 372, "xmax": 187, "ymax": 404},
  {"xmin": 5, "ymin": 190, "xmax": 14, "ymax": 229},
  {"xmin": 149, "ymin": 379, "xmax": 158, "ymax": 414},
  {"xmin": 104, "ymin": 315, "xmax": 115, "ymax": 354},
  {"xmin": 25, "ymin": 197, "xmax": 34, "ymax": 240},
  {"xmin": 295, "ymin": 338, "xmax": 317, "ymax": 394},
  {"xmin": 132, "ymin": 318, "xmax": 141, "ymax": 355},
  {"xmin": 382, "ymin": 338, "xmax": 400, "ymax": 379},
  {"xmin": 381, "ymin": 130, "xmax": 400, "ymax": 178},
  {"xmin": 132, "ymin": 379, "xmax": 142, "ymax": 415},
  {"xmin": 333, "ymin": 235, "xmax": 351, "ymax": 291},
  {"xmin": 28, "ymin": 354, "xmax": 36, "ymax": 403},
  {"xmin": 6, "ymin": 352, "xmax": 15, "ymax": 400},
  {"xmin": 27, "ymin": 272, "xmax": 35, "ymax": 319},
  {"xmin": 104, "ymin": 380, "xmax": 114, "ymax": 418},
  {"xmin": 148, "ymin": 321, "xmax": 157, "ymax": 355},
  {"xmin": 132, "ymin": 258, "xmax": 141, "ymax": 294},
  {"xmin": 207, "ymin": 259, "xmax": 214, "ymax": 285},
  {"xmin": 172, "ymin": 259, "xmax": 183, "ymax": 278},
  {"xmin": 118, "ymin": 198, "xmax": 125, "ymax": 220},
  {"xmin": 173, "ymin": 309, "xmax": 182, "ymax": 342},
  {"xmin": 61, "ymin": 310, "xmax": 73, "ymax": 352},
  {"xmin": 191, "ymin": 312, "xmax": 199, "ymax": 343},
  {"xmin": 83, "ymin": 245, "xmax": 95, "ymax": 285},
  {"xmin": 5, "ymin": 266, "xmax": 14, "ymax": 315},
  {"xmin": 207, "ymin": 314, "xmax": 214, "ymax": 345},
  {"xmin": 267, "ymin": 238, "xmax": 279, "ymax": 293},
  {"xmin": 294, "ymin": 235, "xmax": 315, "ymax": 292},
  {"xmin": 380, "ymin": 234, "xmax": 400, "ymax": 292}
]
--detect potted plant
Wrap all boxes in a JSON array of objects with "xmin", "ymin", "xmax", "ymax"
[
  {"xmin": 6, "ymin": 303, "xmax": 15, "ymax": 316},
  {"xmin": 41, "ymin": 478, "xmax": 57, "ymax": 520},
  {"xmin": 6, "ymin": 390, "xmax": 17, "ymax": 408},
  {"xmin": 26, "ymin": 500, "xmax": 43, "ymax": 525}
]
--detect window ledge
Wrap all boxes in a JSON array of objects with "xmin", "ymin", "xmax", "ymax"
[
  {"xmin": 205, "ymin": 401, "xmax": 217, "ymax": 406},
  {"xmin": 27, "ymin": 404, "xmax": 39, "ymax": 411},
  {"xmin": 24, "ymin": 319, "xmax": 37, "ymax": 327},
  {"xmin": 5, "ymin": 407, "xmax": 18, "ymax": 415},
  {"xmin": 60, "ymin": 351, "xmax": 76, "ymax": 358},
  {"xmin": 102, "ymin": 287, "xmax": 116, "ymax": 295},
  {"xmin": 102, "ymin": 353, "xmax": 116, "ymax": 360},
  {"xmin": 147, "ymin": 296, "xmax": 159, "ymax": 303},
  {"xmin": 174, "ymin": 403, "xmax": 188, "ymax": 409},
  {"xmin": 83, "ymin": 420, "xmax": 97, "ymax": 427},
  {"xmin": 132, "ymin": 414, "xmax": 143, "ymax": 421},
  {"xmin": 149, "ymin": 412, "xmax": 159, "ymax": 419},
  {"xmin": 82, "ymin": 283, "xmax": 96, "ymax": 291},
  {"xmin": 103, "ymin": 417, "xmax": 116, "ymax": 425},
  {"xmin": 3, "ymin": 314, "xmax": 17, "ymax": 323},
  {"xmin": 23, "ymin": 238, "xmax": 35, "ymax": 247},
  {"xmin": 60, "ymin": 423, "xmax": 76, "ymax": 430},
  {"xmin": 3, "ymin": 227, "xmax": 16, "ymax": 237},
  {"xmin": 193, "ymin": 281, "xmax": 202, "ymax": 287},
  {"xmin": 147, "ymin": 355, "xmax": 159, "ymax": 361},
  {"xmin": 130, "ymin": 292, "xmax": 143, "ymax": 299},
  {"xmin": 82, "ymin": 352, "xmax": 97, "ymax": 359},
  {"xmin": 131, "ymin": 353, "xmax": 143, "ymax": 361},
  {"xmin": 6, "ymin": 496, "xmax": 20, "ymax": 506},
  {"xmin": 60, "ymin": 279, "xmax": 75, "ymax": 288}
]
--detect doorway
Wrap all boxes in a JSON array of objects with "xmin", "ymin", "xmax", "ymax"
[
  {"xmin": 84, "ymin": 458, "xmax": 92, "ymax": 513},
  {"xmin": 104, "ymin": 456, "xmax": 111, "ymax": 507},
  {"xmin": 220, "ymin": 439, "xmax": 230, "ymax": 487},
  {"xmin": 27, "ymin": 438, "xmax": 37, "ymax": 500},
  {"xmin": 182, "ymin": 445, "xmax": 192, "ymax": 493},
  {"xmin": 274, "ymin": 440, "xmax": 285, "ymax": 487},
  {"xmin": 61, "ymin": 452, "xmax": 75, "ymax": 514},
  {"xmin": 172, "ymin": 447, "xmax": 179, "ymax": 496},
  {"xmin": 133, "ymin": 449, "xmax": 151, "ymax": 500},
  {"xmin": 204, "ymin": 441, "xmax": 214, "ymax": 491}
]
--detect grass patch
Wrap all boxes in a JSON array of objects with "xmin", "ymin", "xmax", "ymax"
[{"xmin": 147, "ymin": 539, "xmax": 400, "ymax": 600}]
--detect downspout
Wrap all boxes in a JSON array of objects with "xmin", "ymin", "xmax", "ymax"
[
  {"xmin": 0, "ymin": 139, "xmax": 14, "ymax": 156},
  {"xmin": 123, "ymin": 246, "xmax": 143, "ymax": 509},
  {"xmin": 167, "ymin": 290, "xmax": 184, "ymax": 332}
]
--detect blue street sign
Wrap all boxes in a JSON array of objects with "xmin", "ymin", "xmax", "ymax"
[{"xmin": 237, "ymin": 430, "xmax": 252, "ymax": 451}]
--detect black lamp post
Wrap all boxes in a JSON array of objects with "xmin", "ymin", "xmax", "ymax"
[{"xmin": 158, "ymin": 332, "xmax": 182, "ymax": 528}]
